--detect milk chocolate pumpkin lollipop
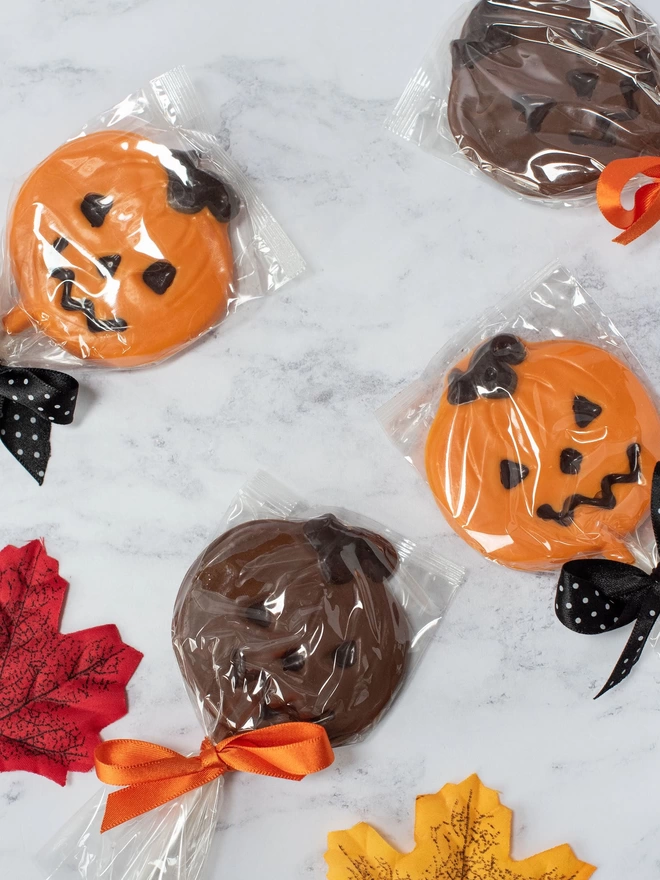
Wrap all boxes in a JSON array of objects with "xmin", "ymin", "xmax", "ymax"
[
  {"xmin": 448, "ymin": 0, "xmax": 660, "ymax": 199},
  {"xmin": 173, "ymin": 515, "xmax": 411, "ymax": 746},
  {"xmin": 5, "ymin": 130, "xmax": 238, "ymax": 367},
  {"xmin": 425, "ymin": 335, "xmax": 660, "ymax": 570}
]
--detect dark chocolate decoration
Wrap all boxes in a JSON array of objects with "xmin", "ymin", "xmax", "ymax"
[
  {"xmin": 53, "ymin": 237, "xmax": 68, "ymax": 253},
  {"xmin": 620, "ymin": 78, "xmax": 640, "ymax": 115},
  {"xmin": 500, "ymin": 459, "xmax": 529, "ymax": 490},
  {"xmin": 451, "ymin": 25, "xmax": 514, "ymax": 69},
  {"xmin": 97, "ymin": 254, "xmax": 122, "ymax": 277},
  {"xmin": 567, "ymin": 21, "xmax": 604, "ymax": 51},
  {"xmin": 447, "ymin": 334, "xmax": 527, "ymax": 406},
  {"xmin": 537, "ymin": 443, "xmax": 640, "ymax": 526},
  {"xmin": 166, "ymin": 150, "xmax": 239, "ymax": 224},
  {"xmin": 511, "ymin": 95, "xmax": 557, "ymax": 133},
  {"xmin": 282, "ymin": 647, "xmax": 306, "ymax": 672},
  {"xmin": 334, "ymin": 640, "xmax": 357, "ymax": 669},
  {"xmin": 569, "ymin": 115, "xmax": 616, "ymax": 147},
  {"xmin": 50, "ymin": 267, "xmax": 128, "ymax": 334},
  {"xmin": 80, "ymin": 193, "xmax": 113, "ymax": 228},
  {"xmin": 0, "ymin": 364, "xmax": 78, "ymax": 485},
  {"xmin": 229, "ymin": 648, "xmax": 247, "ymax": 687},
  {"xmin": 636, "ymin": 42, "xmax": 653, "ymax": 67},
  {"xmin": 143, "ymin": 260, "xmax": 176, "ymax": 295},
  {"xmin": 573, "ymin": 395, "xmax": 602, "ymax": 428},
  {"xmin": 560, "ymin": 447, "xmax": 583, "ymax": 475},
  {"xmin": 245, "ymin": 601, "xmax": 273, "ymax": 628},
  {"xmin": 555, "ymin": 461, "xmax": 660, "ymax": 698},
  {"xmin": 566, "ymin": 70, "xmax": 599, "ymax": 100},
  {"xmin": 302, "ymin": 514, "xmax": 398, "ymax": 585},
  {"xmin": 635, "ymin": 43, "xmax": 659, "ymax": 87},
  {"xmin": 262, "ymin": 705, "xmax": 293, "ymax": 725}
]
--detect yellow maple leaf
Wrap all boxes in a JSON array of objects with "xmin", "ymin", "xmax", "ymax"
[{"xmin": 325, "ymin": 774, "xmax": 596, "ymax": 880}]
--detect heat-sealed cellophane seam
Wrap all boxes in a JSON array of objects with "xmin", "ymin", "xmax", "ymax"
[
  {"xmin": 385, "ymin": 0, "xmax": 660, "ymax": 206},
  {"xmin": 378, "ymin": 263, "xmax": 660, "ymax": 571},
  {"xmin": 0, "ymin": 66, "xmax": 305, "ymax": 370},
  {"xmin": 222, "ymin": 470, "xmax": 303, "ymax": 525},
  {"xmin": 148, "ymin": 66, "xmax": 209, "ymax": 130},
  {"xmin": 37, "ymin": 778, "xmax": 223, "ymax": 880}
]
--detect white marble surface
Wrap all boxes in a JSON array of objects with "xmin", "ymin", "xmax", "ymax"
[{"xmin": 2, "ymin": 0, "xmax": 660, "ymax": 877}]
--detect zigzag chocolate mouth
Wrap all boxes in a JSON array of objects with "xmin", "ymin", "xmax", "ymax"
[
  {"xmin": 50, "ymin": 266, "xmax": 128, "ymax": 334},
  {"xmin": 536, "ymin": 443, "xmax": 641, "ymax": 527}
]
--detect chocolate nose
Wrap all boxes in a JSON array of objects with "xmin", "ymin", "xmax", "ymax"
[{"xmin": 560, "ymin": 448, "xmax": 583, "ymax": 475}]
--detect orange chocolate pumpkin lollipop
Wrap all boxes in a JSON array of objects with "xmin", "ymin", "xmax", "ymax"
[
  {"xmin": 5, "ymin": 130, "xmax": 238, "ymax": 367},
  {"xmin": 425, "ymin": 334, "xmax": 660, "ymax": 570}
]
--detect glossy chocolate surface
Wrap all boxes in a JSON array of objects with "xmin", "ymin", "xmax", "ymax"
[{"xmin": 174, "ymin": 516, "xmax": 410, "ymax": 746}]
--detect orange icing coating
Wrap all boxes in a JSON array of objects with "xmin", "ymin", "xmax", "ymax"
[
  {"xmin": 425, "ymin": 337, "xmax": 660, "ymax": 570},
  {"xmin": 5, "ymin": 130, "xmax": 234, "ymax": 367}
]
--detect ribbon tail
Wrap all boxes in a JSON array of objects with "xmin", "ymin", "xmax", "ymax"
[
  {"xmin": 612, "ymin": 182, "xmax": 660, "ymax": 244},
  {"xmin": 595, "ymin": 592, "xmax": 660, "ymax": 698},
  {"xmin": 101, "ymin": 766, "xmax": 222, "ymax": 833},
  {"xmin": 0, "ymin": 399, "xmax": 50, "ymax": 484},
  {"xmin": 597, "ymin": 157, "xmax": 660, "ymax": 244}
]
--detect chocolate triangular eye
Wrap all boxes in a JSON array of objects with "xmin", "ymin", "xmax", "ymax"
[
  {"xmin": 620, "ymin": 78, "xmax": 640, "ymax": 115},
  {"xmin": 245, "ymin": 601, "xmax": 274, "ymax": 628},
  {"xmin": 282, "ymin": 647, "xmax": 306, "ymax": 672},
  {"xmin": 97, "ymin": 254, "xmax": 121, "ymax": 277},
  {"xmin": 511, "ymin": 95, "xmax": 556, "ymax": 133},
  {"xmin": 81, "ymin": 193, "xmax": 113, "ymax": 228},
  {"xmin": 500, "ymin": 460, "xmax": 529, "ymax": 490},
  {"xmin": 334, "ymin": 641, "xmax": 357, "ymax": 669},
  {"xmin": 143, "ymin": 261, "xmax": 176, "ymax": 295},
  {"xmin": 569, "ymin": 115, "xmax": 616, "ymax": 147},
  {"xmin": 567, "ymin": 21, "xmax": 603, "ymax": 50},
  {"xmin": 573, "ymin": 395, "xmax": 602, "ymax": 428},
  {"xmin": 566, "ymin": 70, "xmax": 599, "ymax": 99}
]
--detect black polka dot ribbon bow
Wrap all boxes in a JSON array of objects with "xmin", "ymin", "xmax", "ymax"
[
  {"xmin": 0, "ymin": 365, "xmax": 78, "ymax": 484},
  {"xmin": 556, "ymin": 461, "xmax": 660, "ymax": 698}
]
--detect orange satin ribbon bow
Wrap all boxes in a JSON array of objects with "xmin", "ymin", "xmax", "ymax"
[
  {"xmin": 597, "ymin": 156, "xmax": 660, "ymax": 244},
  {"xmin": 95, "ymin": 722, "xmax": 334, "ymax": 833}
]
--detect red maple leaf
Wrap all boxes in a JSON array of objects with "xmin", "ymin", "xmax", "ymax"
[{"xmin": 0, "ymin": 540, "xmax": 142, "ymax": 784}]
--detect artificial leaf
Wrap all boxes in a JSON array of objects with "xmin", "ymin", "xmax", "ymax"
[
  {"xmin": 0, "ymin": 540, "xmax": 142, "ymax": 784},
  {"xmin": 326, "ymin": 774, "xmax": 595, "ymax": 880}
]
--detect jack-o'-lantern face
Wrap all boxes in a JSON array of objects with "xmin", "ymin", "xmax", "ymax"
[
  {"xmin": 5, "ymin": 130, "xmax": 238, "ymax": 367},
  {"xmin": 425, "ymin": 335, "xmax": 660, "ymax": 570},
  {"xmin": 448, "ymin": 0, "xmax": 660, "ymax": 199},
  {"xmin": 173, "ymin": 516, "xmax": 410, "ymax": 747}
]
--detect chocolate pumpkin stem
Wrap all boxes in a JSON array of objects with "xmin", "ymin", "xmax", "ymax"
[
  {"xmin": 167, "ymin": 151, "xmax": 240, "ymax": 224},
  {"xmin": 447, "ymin": 334, "xmax": 526, "ymax": 405},
  {"xmin": 302, "ymin": 514, "xmax": 398, "ymax": 585}
]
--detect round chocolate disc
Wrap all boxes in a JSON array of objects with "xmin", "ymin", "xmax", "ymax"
[
  {"xmin": 173, "ymin": 515, "xmax": 411, "ymax": 747},
  {"xmin": 447, "ymin": 0, "xmax": 660, "ymax": 198}
]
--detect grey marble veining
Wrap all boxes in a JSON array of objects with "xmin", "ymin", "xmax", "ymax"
[{"xmin": 1, "ymin": 0, "xmax": 660, "ymax": 877}]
